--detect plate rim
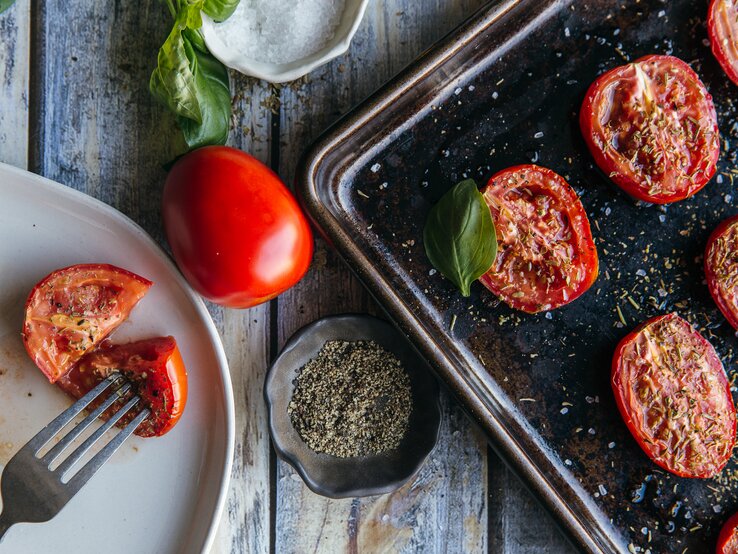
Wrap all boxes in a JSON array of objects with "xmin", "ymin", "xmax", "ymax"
[{"xmin": 0, "ymin": 161, "xmax": 236, "ymax": 554}]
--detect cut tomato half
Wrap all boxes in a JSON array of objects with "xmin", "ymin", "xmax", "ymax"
[
  {"xmin": 57, "ymin": 337, "xmax": 187, "ymax": 437},
  {"xmin": 705, "ymin": 215, "xmax": 738, "ymax": 330},
  {"xmin": 717, "ymin": 512, "xmax": 738, "ymax": 554},
  {"xmin": 479, "ymin": 164, "xmax": 598, "ymax": 313},
  {"xmin": 580, "ymin": 54, "xmax": 720, "ymax": 204},
  {"xmin": 709, "ymin": 0, "xmax": 738, "ymax": 86},
  {"xmin": 612, "ymin": 313, "xmax": 735, "ymax": 478},
  {"xmin": 23, "ymin": 264, "xmax": 152, "ymax": 382}
]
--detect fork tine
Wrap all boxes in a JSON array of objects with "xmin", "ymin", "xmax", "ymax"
[
  {"xmin": 25, "ymin": 374, "xmax": 123, "ymax": 454},
  {"xmin": 65, "ymin": 407, "xmax": 150, "ymax": 496},
  {"xmin": 55, "ymin": 394, "xmax": 141, "ymax": 480},
  {"xmin": 41, "ymin": 381, "xmax": 133, "ymax": 466}
]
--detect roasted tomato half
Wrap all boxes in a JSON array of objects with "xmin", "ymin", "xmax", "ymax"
[
  {"xmin": 580, "ymin": 54, "xmax": 720, "ymax": 204},
  {"xmin": 709, "ymin": 0, "xmax": 738, "ymax": 86},
  {"xmin": 23, "ymin": 264, "xmax": 152, "ymax": 383},
  {"xmin": 705, "ymin": 215, "xmax": 738, "ymax": 330},
  {"xmin": 612, "ymin": 313, "xmax": 736, "ymax": 478},
  {"xmin": 717, "ymin": 512, "xmax": 738, "ymax": 554},
  {"xmin": 57, "ymin": 337, "xmax": 187, "ymax": 437},
  {"xmin": 478, "ymin": 165, "xmax": 598, "ymax": 313}
]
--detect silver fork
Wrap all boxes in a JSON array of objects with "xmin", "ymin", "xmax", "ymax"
[{"xmin": 0, "ymin": 373, "xmax": 149, "ymax": 542}]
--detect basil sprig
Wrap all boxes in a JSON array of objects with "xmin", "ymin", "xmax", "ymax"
[
  {"xmin": 423, "ymin": 179, "xmax": 498, "ymax": 297},
  {"xmin": 150, "ymin": 0, "xmax": 239, "ymax": 151}
]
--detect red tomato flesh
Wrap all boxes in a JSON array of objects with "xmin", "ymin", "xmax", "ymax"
[
  {"xmin": 612, "ymin": 313, "xmax": 735, "ymax": 478},
  {"xmin": 57, "ymin": 337, "xmax": 187, "ymax": 437},
  {"xmin": 23, "ymin": 264, "xmax": 152, "ymax": 383},
  {"xmin": 580, "ymin": 55, "xmax": 720, "ymax": 204},
  {"xmin": 162, "ymin": 146, "xmax": 313, "ymax": 309},
  {"xmin": 717, "ymin": 512, "xmax": 738, "ymax": 554},
  {"xmin": 705, "ymin": 215, "xmax": 738, "ymax": 330},
  {"xmin": 709, "ymin": 0, "xmax": 738, "ymax": 86},
  {"xmin": 478, "ymin": 165, "xmax": 598, "ymax": 313}
]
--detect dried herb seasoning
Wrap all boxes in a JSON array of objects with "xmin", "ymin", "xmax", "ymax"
[{"xmin": 288, "ymin": 340, "xmax": 412, "ymax": 458}]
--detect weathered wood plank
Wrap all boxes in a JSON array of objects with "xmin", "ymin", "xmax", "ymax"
[
  {"xmin": 0, "ymin": 0, "xmax": 29, "ymax": 168},
  {"xmin": 210, "ymin": 299, "xmax": 272, "ymax": 554},
  {"xmin": 274, "ymin": 0, "xmax": 492, "ymax": 552},
  {"xmin": 30, "ymin": 0, "xmax": 175, "ymax": 241},
  {"xmin": 27, "ymin": 3, "xmax": 272, "ymax": 553},
  {"xmin": 210, "ymin": 73, "xmax": 273, "ymax": 554},
  {"xmin": 488, "ymin": 461, "xmax": 576, "ymax": 553}
]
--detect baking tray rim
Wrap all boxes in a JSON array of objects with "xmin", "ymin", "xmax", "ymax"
[{"xmin": 295, "ymin": 0, "xmax": 618, "ymax": 552}]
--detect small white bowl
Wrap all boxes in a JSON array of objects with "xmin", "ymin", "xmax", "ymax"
[{"xmin": 201, "ymin": 0, "xmax": 370, "ymax": 83}]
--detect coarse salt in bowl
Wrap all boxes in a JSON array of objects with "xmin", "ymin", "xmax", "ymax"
[{"xmin": 201, "ymin": 0, "xmax": 370, "ymax": 83}]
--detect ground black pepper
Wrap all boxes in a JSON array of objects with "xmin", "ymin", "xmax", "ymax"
[{"xmin": 288, "ymin": 340, "xmax": 412, "ymax": 458}]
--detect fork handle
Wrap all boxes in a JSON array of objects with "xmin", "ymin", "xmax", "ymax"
[{"xmin": 0, "ymin": 511, "xmax": 12, "ymax": 542}]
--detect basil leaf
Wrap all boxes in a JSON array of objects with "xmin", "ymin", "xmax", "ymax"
[
  {"xmin": 0, "ymin": 0, "xmax": 16, "ymax": 14},
  {"xmin": 183, "ymin": 27, "xmax": 208, "ymax": 53},
  {"xmin": 201, "ymin": 0, "xmax": 240, "ymax": 21},
  {"xmin": 182, "ymin": 3, "xmax": 203, "ymax": 29},
  {"xmin": 149, "ymin": 16, "xmax": 202, "ymax": 123},
  {"xmin": 176, "ymin": 40, "xmax": 231, "ymax": 149},
  {"xmin": 149, "ymin": 0, "xmax": 233, "ymax": 152},
  {"xmin": 423, "ymin": 179, "xmax": 497, "ymax": 297}
]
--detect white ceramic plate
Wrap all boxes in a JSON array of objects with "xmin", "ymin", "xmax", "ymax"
[{"xmin": 0, "ymin": 163, "xmax": 235, "ymax": 554}]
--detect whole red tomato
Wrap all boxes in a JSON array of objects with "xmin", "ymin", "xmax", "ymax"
[{"xmin": 162, "ymin": 146, "xmax": 313, "ymax": 308}]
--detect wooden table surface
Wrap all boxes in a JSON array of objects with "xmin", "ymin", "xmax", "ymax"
[{"xmin": 0, "ymin": 1, "xmax": 577, "ymax": 552}]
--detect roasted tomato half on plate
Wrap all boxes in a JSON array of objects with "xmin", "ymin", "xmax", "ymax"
[
  {"xmin": 580, "ymin": 54, "xmax": 720, "ymax": 204},
  {"xmin": 705, "ymin": 215, "xmax": 738, "ymax": 330},
  {"xmin": 709, "ymin": 0, "xmax": 738, "ymax": 86},
  {"xmin": 612, "ymin": 313, "xmax": 736, "ymax": 478},
  {"xmin": 57, "ymin": 337, "xmax": 187, "ymax": 437},
  {"xmin": 478, "ymin": 164, "xmax": 598, "ymax": 313},
  {"xmin": 717, "ymin": 512, "xmax": 738, "ymax": 554},
  {"xmin": 23, "ymin": 264, "xmax": 152, "ymax": 383}
]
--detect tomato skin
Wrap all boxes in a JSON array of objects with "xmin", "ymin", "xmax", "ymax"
[
  {"xmin": 478, "ymin": 165, "xmax": 598, "ymax": 313},
  {"xmin": 23, "ymin": 264, "xmax": 152, "ymax": 383},
  {"xmin": 612, "ymin": 313, "xmax": 736, "ymax": 479},
  {"xmin": 709, "ymin": 0, "xmax": 738, "ymax": 86},
  {"xmin": 57, "ymin": 337, "xmax": 187, "ymax": 437},
  {"xmin": 162, "ymin": 146, "xmax": 313, "ymax": 309},
  {"xmin": 580, "ymin": 54, "xmax": 720, "ymax": 204},
  {"xmin": 717, "ymin": 512, "xmax": 738, "ymax": 554},
  {"xmin": 705, "ymin": 215, "xmax": 738, "ymax": 330}
]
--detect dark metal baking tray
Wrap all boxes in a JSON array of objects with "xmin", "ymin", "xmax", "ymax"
[{"xmin": 297, "ymin": 0, "xmax": 738, "ymax": 551}]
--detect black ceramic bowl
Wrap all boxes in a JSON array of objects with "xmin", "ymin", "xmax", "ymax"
[{"xmin": 264, "ymin": 314, "xmax": 441, "ymax": 498}]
